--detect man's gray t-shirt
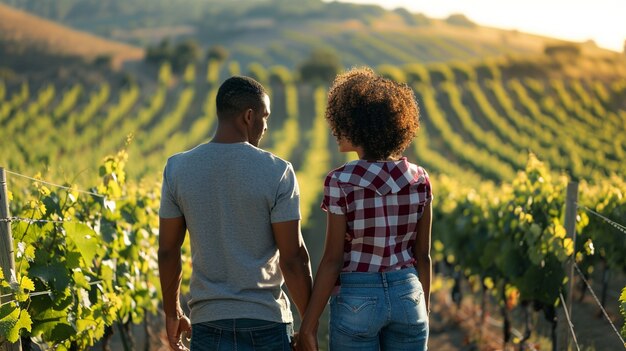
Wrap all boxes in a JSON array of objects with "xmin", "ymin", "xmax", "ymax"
[{"xmin": 159, "ymin": 142, "xmax": 301, "ymax": 324}]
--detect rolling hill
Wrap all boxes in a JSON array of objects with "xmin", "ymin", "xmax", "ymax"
[
  {"xmin": 0, "ymin": 3, "xmax": 144, "ymax": 70},
  {"xmin": 0, "ymin": 0, "xmax": 617, "ymax": 72},
  {"xmin": 191, "ymin": 2, "xmax": 615, "ymax": 70}
]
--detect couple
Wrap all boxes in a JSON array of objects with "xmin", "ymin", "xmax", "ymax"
[{"xmin": 158, "ymin": 67, "xmax": 433, "ymax": 351}]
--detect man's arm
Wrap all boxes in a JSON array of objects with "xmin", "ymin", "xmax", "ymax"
[
  {"xmin": 159, "ymin": 216, "xmax": 191, "ymax": 350},
  {"xmin": 272, "ymin": 220, "xmax": 313, "ymax": 318}
]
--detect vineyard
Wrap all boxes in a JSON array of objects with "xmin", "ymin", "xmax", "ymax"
[{"xmin": 1, "ymin": 57, "xmax": 626, "ymax": 350}]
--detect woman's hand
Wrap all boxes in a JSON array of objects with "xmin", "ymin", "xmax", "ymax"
[
  {"xmin": 295, "ymin": 331, "xmax": 318, "ymax": 350},
  {"xmin": 165, "ymin": 314, "xmax": 192, "ymax": 350},
  {"xmin": 295, "ymin": 323, "xmax": 319, "ymax": 351}
]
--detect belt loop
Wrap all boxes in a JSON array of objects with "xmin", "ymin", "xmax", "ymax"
[{"xmin": 382, "ymin": 272, "xmax": 388, "ymax": 288}]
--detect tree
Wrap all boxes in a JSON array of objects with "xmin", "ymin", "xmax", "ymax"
[
  {"xmin": 544, "ymin": 43, "xmax": 581, "ymax": 58},
  {"xmin": 206, "ymin": 45, "xmax": 229, "ymax": 63},
  {"xmin": 392, "ymin": 8, "xmax": 431, "ymax": 27},
  {"xmin": 172, "ymin": 39, "xmax": 201, "ymax": 72},
  {"xmin": 445, "ymin": 13, "xmax": 476, "ymax": 27},
  {"xmin": 146, "ymin": 38, "xmax": 173, "ymax": 65},
  {"xmin": 297, "ymin": 48, "xmax": 342, "ymax": 85},
  {"xmin": 93, "ymin": 54, "xmax": 112, "ymax": 69},
  {"xmin": 146, "ymin": 38, "xmax": 201, "ymax": 73}
]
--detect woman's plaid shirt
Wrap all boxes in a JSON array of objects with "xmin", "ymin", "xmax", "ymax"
[{"xmin": 321, "ymin": 157, "xmax": 433, "ymax": 273}]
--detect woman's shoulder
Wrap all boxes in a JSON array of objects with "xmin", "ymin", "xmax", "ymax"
[
  {"xmin": 323, "ymin": 160, "xmax": 360, "ymax": 186},
  {"xmin": 400, "ymin": 157, "xmax": 427, "ymax": 175}
]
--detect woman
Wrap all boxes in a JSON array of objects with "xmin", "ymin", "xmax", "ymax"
[{"xmin": 297, "ymin": 67, "xmax": 432, "ymax": 351}]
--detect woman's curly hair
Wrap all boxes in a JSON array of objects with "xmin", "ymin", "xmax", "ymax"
[{"xmin": 325, "ymin": 67, "xmax": 420, "ymax": 160}]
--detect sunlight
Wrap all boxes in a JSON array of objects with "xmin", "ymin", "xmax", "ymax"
[{"xmin": 325, "ymin": 0, "xmax": 625, "ymax": 52}]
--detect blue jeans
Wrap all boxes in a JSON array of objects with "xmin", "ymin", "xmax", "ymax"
[
  {"xmin": 329, "ymin": 267, "xmax": 429, "ymax": 351},
  {"xmin": 190, "ymin": 319, "xmax": 293, "ymax": 351}
]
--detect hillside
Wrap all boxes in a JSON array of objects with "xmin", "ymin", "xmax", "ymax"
[
  {"xmin": 0, "ymin": 3, "xmax": 144, "ymax": 70},
  {"xmin": 0, "ymin": 0, "xmax": 616, "ymax": 71},
  {"xmin": 191, "ymin": 2, "xmax": 615, "ymax": 70}
]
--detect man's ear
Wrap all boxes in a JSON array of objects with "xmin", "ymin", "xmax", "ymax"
[{"xmin": 242, "ymin": 108, "xmax": 254, "ymax": 126}]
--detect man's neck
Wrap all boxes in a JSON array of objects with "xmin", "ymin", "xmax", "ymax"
[{"xmin": 211, "ymin": 124, "xmax": 248, "ymax": 144}]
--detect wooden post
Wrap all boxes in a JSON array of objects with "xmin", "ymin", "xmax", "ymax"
[
  {"xmin": 565, "ymin": 183, "xmax": 579, "ymax": 314},
  {"xmin": 0, "ymin": 167, "xmax": 22, "ymax": 351},
  {"xmin": 558, "ymin": 181, "xmax": 579, "ymax": 351}
]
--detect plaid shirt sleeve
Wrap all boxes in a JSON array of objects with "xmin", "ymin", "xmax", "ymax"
[
  {"xmin": 422, "ymin": 167, "xmax": 434, "ymax": 205},
  {"xmin": 321, "ymin": 171, "xmax": 346, "ymax": 215}
]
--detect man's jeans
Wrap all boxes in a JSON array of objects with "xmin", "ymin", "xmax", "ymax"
[
  {"xmin": 329, "ymin": 267, "xmax": 429, "ymax": 351},
  {"xmin": 191, "ymin": 319, "xmax": 293, "ymax": 351}
]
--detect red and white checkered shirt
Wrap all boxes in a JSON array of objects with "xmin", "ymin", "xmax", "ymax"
[{"xmin": 321, "ymin": 157, "xmax": 433, "ymax": 273}]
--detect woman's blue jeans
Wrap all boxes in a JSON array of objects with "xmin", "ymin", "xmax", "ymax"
[
  {"xmin": 329, "ymin": 267, "xmax": 429, "ymax": 351},
  {"xmin": 190, "ymin": 318, "xmax": 293, "ymax": 351}
]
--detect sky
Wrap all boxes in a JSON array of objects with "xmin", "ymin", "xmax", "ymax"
[{"xmin": 324, "ymin": 0, "xmax": 626, "ymax": 52}]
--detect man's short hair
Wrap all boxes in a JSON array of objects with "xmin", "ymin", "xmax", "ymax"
[{"xmin": 216, "ymin": 76, "xmax": 267, "ymax": 119}]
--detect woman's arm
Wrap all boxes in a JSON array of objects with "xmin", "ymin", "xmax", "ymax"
[
  {"xmin": 297, "ymin": 212, "xmax": 346, "ymax": 351},
  {"xmin": 413, "ymin": 202, "xmax": 432, "ymax": 314}
]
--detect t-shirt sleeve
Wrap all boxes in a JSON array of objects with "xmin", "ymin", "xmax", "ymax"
[
  {"xmin": 271, "ymin": 163, "xmax": 301, "ymax": 223},
  {"xmin": 159, "ymin": 164, "xmax": 183, "ymax": 218},
  {"xmin": 321, "ymin": 171, "xmax": 346, "ymax": 215}
]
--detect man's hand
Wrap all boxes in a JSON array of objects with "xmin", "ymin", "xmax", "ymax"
[{"xmin": 165, "ymin": 314, "xmax": 191, "ymax": 351}]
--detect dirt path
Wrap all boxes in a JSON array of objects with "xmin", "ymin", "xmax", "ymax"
[{"xmin": 98, "ymin": 271, "xmax": 625, "ymax": 350}]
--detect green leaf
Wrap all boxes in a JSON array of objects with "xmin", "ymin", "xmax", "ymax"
[
  {"xmin": 48, "ymin": 323, "xmax": 75, "ymax": 343},
  {"xmin": 20, "ymin": 276, "xmax": 35, "ymax": 291},
  {"xmin": 76, "ymin": 318, "xmax": 99, "ymax": 336},
  {"xmin": 100, "ymin": 260, "xmax": 115, "ymax": 282},
  {"xmin": 13, "ymin": 221, "xmax": 35, "ymax": 244},
  {"xmin": 516, "ymin": 256, "xmax": 564, "ymax": 305},
  {"xmin": 72, "ymin": 269, "xmax": 91, "ymax": 290},
  {"xmin": 64, "ymin": 222, "xmax": 101, "ymax": 263},
  {"xmin": 24, "ymin": 244, "xmax": 36, "ymax": 261},
  {"xmin": 0, "ymin": 304, "xmax": 25, "ymax": 343},
  {"xmin": 65, "ymin": 251, "xmax": 82, "ymax": 270},
  {"xmin": 31, "ymin": 308, "xmax": 69, "ymax": 341},
  {"xmin": 479, "ymin": 242, "xmax": 499, "ymax": 269},
  {"xmin": 16, "ymin": 310, "xmax": 32, "ymax": 334},
  {"xmin": 30, "ymin": 262, "xmax": 70, "ymax": 292}
]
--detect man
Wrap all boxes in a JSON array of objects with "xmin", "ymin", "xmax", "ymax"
[{"xmin": 158, "ymin": 76, "xmax": 313, "ymax": 351}]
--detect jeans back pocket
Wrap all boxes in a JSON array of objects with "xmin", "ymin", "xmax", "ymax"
[
  {"xmin": 330, "ymin": 295, "xmax": 379, "ymax": 337},
  {"xmin": 399, "ymin": 289, "xmax": 428, "ymax": 326}
]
